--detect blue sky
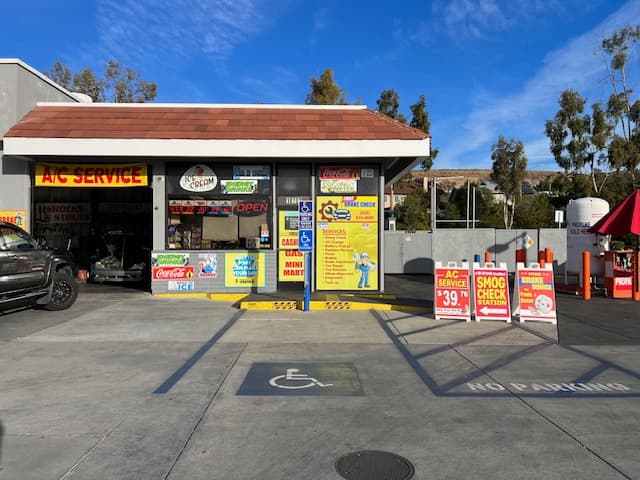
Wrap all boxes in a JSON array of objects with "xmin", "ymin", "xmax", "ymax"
[{"xmin": 4, "ymin": 0, "xmax": 640, "ymax": 171}]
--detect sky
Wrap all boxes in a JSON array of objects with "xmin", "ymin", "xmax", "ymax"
[{"xmin": 4, "ymin": 0, "xmax": 640, "ymax": 171}]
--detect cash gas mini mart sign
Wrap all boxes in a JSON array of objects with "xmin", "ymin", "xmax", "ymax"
[{"xmin": 35, "ymin": 162, "xmax": 148, "ymax": 187}]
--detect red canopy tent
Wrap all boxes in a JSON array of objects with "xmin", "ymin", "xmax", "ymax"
[
  {"xmin": 588, "ymin": 189, "xmax": 640, "ymax": 300},
  {"xmin": 588, "ymin": 189, "xmax": 640, "ymax": 236}
]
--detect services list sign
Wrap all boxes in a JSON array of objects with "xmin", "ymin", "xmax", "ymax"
[{"xmin": 514, "ymin": 266, "xmax": 557, "ymax": 324}]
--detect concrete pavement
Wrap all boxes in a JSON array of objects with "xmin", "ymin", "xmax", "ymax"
[{"xmin": 0, "ymin": 282, "xmax": 639, "ymax": 479}]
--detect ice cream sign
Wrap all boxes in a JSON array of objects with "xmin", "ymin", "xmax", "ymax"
[{"xmin": 179, "ymin": 164, "xmax": 218, "ymax": 192}]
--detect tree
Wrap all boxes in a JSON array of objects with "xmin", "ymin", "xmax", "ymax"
[
  {"xmin": 304, "ymin": 68, "xmax": 347, "ymax": 105},
  {"xmin": 409, "ymin": 94, "xmax": 438, "ymax": 170},
  {"xmin": 376, "ymin": 89, "xmax": 407, "ymax": 123},
  {"xmin": 46, "ymin": 60, "xmax": 157, "ymax": 103},
  {"xmin": 445, "ymin": 183, "xmax": 503, "ymax": 228},
  {"xmin": 393, "ymin": 190, "xmax": 430, "ymax": 230},
  {"xmin": 104, "ymin": 60, "xmax": 157, "ymax": 103},
  {"xmin": 513, "ymin": 194, "xmax": 554, "ymax": 229},
  {"xmin": 600, "ymin": 24, "xmax": 640, "ymax": 186},
  {"xmin": 544, "ymin": 89, "xmax": 612, "ymax": 192},
  {"xmin": 490, "ymin": 136, "xmax": 528, "ymax": 229}
]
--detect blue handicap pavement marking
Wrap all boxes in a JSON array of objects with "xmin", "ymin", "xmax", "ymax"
[
  {"xmin": 237, "ymin": 362, "xmax": 363, "ymax": 396},
  {"xmin": 373, "ymin": 311, "xmax": 640, "ymax": 399}
]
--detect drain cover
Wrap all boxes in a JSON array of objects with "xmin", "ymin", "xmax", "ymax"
[{"xmin": 335, "ymin": 450, "xmax": 415, "ymax": 480}]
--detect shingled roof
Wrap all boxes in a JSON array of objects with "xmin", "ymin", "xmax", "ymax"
[
  {"xmin": 3, "ymin": 104, "xmax": 430, "ymax": 180},
  {"xmin": 5, "ymin": 103, "xmax": 428, "ymax": 141}
]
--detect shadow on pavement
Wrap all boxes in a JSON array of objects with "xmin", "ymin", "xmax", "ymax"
[{"xmin": 385, "ymin": 274, "xmax": 640, "ymax": 346}]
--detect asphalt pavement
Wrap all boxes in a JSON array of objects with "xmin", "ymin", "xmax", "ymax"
[{"xmin": 0, "ymin": 278, "xmax": 638, "ymax": 479}]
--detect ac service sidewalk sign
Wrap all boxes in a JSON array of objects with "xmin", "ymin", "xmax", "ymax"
[
  {"xmin": 512, "ymin": 262, "xmax": 557, "ymax": 324},
  {"xmin": 473, "ymin": 262, "xmax": 511, "ymax": 323},
  {"xmin": 434, "ymin": 261, "xmax": 471, "ymax": 321}
]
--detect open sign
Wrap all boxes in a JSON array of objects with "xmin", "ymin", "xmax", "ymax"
[{"xmin": 234, "ymin": 200, "xmax": 269, "ymax": 217}]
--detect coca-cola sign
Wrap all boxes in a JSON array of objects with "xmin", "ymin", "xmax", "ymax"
[
  {"xmin": 152, "ymin": 266, "xmax": 195, "ymax": 280},
  {"xmin": 179, "ymin": 164, "xmax": 218, "ymax": 192},
  {"xmin": 319, "ymin": 167, "xmax": 360, "ymax": 180}
]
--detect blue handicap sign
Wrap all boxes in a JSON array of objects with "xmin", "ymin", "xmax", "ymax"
[
  {"xmin": 298, "ymin": 200, "xmax": 313, "ymax": 251},
  {"xmin": 298, "ymin": 229, "xmax": 313, "ymax": 252}
]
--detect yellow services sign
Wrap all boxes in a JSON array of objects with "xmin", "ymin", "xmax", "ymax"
[
  {"xmin": 0, "ymin": 210, "xmax": 27, "ymax": 229},
  {"xmin": 225, "ymin": 252, "xmax": 266, "ymax": 287},
  {"xmin": 35, "ymin": 162, "xmax": 148, "ymax": 187},
  {"xmin": 316, "ymin": 196, "xmax": 378, "ymax": 290}
]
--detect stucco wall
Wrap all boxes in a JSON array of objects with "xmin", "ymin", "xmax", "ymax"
[{"xmin": 0, "ymin": 61, "xmax": 77, "ymax": 224}]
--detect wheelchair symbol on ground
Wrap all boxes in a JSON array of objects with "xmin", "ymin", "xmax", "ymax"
[
  {"xmin": 237, "ymin": 362, "xmax": 363, "ymax": 396},
  {"xmin": 269, "ymin": 368, "xmax": 334, "ymax": 389}
]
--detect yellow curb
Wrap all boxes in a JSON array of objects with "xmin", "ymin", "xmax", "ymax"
[
  {"xmin": 154, "ymin": 293, "xmax": 210, "ymax": 299},
  {"xmin": 240, "ymin": 300, "xmax": 300, "ymax": 310},
  {"xmin": 342, "ymin": 293, "xmax": 397, "ymax": 300},
  {"xmin": 207, "ymin": 293, "xmax": 249, "ymax": 302}
]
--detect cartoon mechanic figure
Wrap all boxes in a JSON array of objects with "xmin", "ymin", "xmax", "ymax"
[{"xmin": 355, "ymin": 252, "xmax": 376, "ymax": 288}]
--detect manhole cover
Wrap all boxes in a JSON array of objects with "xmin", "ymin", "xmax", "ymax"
[{"xmin": 335, "ymin": 450, "xmax": 415, "ymax": 480}]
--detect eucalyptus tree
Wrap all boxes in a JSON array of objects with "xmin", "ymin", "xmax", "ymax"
[
  {"xmin": 600, "ymin": 24, "xmax": 640, "ymax": 185},
  {"xmin": 490, "ymin": 136, "xmax": 528, "ymax": 229},
  {"xmin": 46, "ymin": 60, "xmax": 157, "ymax": 103},
  {"xmin": 544, "ymin": 89, "xmax": 612, "ymax": 193}
]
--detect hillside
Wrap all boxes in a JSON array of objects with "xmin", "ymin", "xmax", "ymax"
[{"xmin": 412, "ymin": 169, "xmax": 561, "ymax": 189}]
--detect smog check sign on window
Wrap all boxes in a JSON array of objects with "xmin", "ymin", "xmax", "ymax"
[{"xmin": 473, "ymin": 267, "xmax": 511, "ymax": 322}]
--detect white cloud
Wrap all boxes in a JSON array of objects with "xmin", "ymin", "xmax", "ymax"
[
  {"xmin": 96, "ymin": 0, "xmax": 266, "ymax": 64},
  {"xmin": 426, "ymin": 0, "xmax": 590, "ymax": 44},
  {"xmin": 437, "ymin": 0, "xmax": 640, "ymax": 170}
]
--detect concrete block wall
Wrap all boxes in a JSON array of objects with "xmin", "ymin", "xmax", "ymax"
[{"xmin": 384, "ymin": 229, "xmax": 568, "ymax": 274}]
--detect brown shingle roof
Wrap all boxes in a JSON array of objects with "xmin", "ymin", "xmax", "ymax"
[{"xmin": 5, "ymin": 104, "xmax": 430, "ymax": 141}]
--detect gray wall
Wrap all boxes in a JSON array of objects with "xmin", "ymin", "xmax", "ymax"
[
  {"xmin": 0, "ymin": 61, "xmax": 77, "ymax": 225},
  {"xmin": 384, "ymin": 228, "xmax": 568, "ymax": 274}
]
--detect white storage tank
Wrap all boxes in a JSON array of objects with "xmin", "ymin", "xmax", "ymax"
[{"xmin": 566, "ymin": 197, "xmax": 609, "ymax": 276}]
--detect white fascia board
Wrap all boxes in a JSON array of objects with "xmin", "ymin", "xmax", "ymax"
[{"xmin": 3, "ymin": 137, "xmax": 430, "ymax": 158}]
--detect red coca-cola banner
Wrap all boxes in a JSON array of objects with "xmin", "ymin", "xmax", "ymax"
[
  {"xmin": 152, "ymin": 266, "xmax": 195, "ymax": 280},
  {"xmin": 319, "ymin": 167, "xmax": 360, "ymax": 180}
]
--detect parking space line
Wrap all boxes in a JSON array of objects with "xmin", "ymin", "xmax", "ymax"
[{"xmin": 153, "ymin": 310, "xmax": 246, "ymax": 394}]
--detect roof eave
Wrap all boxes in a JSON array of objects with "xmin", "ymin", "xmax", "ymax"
[{"xmin": 3, "ymin": 137, "xmax": 430, "ymax": 159}]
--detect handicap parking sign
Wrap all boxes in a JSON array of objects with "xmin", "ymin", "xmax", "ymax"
[{"xmin": 298, "ymin": 200, "xmax": 313, "ymax": 252}]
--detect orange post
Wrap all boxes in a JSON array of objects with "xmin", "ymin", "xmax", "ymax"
[
  {"xmin": 537, "ymin": 250, "xmax": 545, "ymax": 267},
  {"xmin": 484, "ymin": 251, "xmax": 491, "ymax": 263},
  {"xmin": 582, "ymin": 251, "xmax": 591, "ymax": 300},
  {"xmin": 545, "ymin": 247, "xmax": 553, "ymax": 265},
  {"xmin": 516, "ymin": 249, "xmax": 526, "ymax": 265}
]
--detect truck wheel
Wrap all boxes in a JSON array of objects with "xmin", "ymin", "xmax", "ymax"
[{"xmin": 44, "ymin": 272, "xmax": 79, "ymax": 311}]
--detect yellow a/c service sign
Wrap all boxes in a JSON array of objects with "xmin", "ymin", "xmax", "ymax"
[{"xmin": 35, "ymin": 162, "xmax": 148, "ymax": 187}]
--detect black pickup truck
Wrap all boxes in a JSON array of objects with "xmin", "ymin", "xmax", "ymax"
[{"xmin": 0, "ymin": 221, "xmax": 78, "ymax": 311}]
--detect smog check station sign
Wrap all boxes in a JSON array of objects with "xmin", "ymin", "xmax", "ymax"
[
  {"xmin": 473, "ymin": 266, "xmax": 511, "ymax": 322},
  {"xmin": 434, "ymin": 263, "xmax": 471, "ymax": 321}
]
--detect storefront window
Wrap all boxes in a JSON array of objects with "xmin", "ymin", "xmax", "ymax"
[{"xmin": 166, "ymin": 163, "xmax": 272, "ymax": 250}]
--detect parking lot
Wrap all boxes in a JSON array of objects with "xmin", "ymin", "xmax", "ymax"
[{"xmin": 0, "ymin": 280, "xmax": 639, "ymax": 479}]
